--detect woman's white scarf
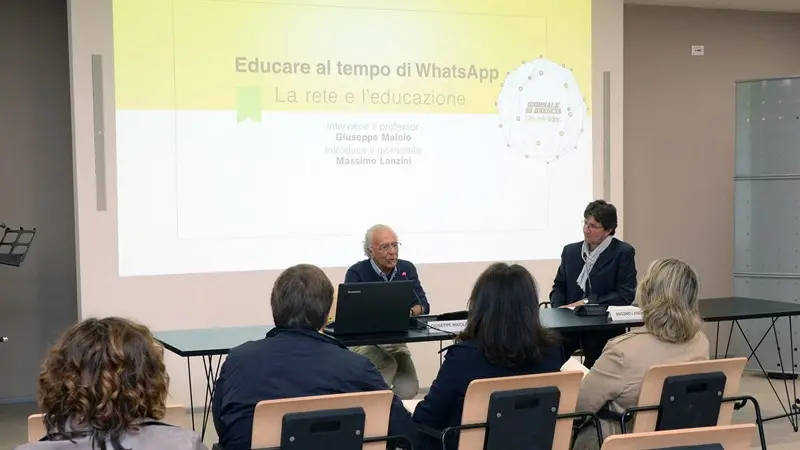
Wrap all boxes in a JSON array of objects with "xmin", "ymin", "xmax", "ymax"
[{"xmin": 577, "ymin": 236, "xmax": 614, "ymax": 293}]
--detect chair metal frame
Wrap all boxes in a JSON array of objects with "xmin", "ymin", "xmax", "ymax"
[
  {"xmin": 608, "ymin": 391, "xmax": 766, "ymax": 450},
  {"xmin": 417, "ymin": 410, "xmax": 603, "ymax": 450}
]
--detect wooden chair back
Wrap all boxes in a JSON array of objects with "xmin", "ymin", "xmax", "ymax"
[
  {"xmin": 632, "ymin": 357, "xmax": 747, "ymax": 433},
  {"xmin": 601, "ymin": 424, "xmax": 756, "ymax": 450},
  {"xmin": 250, "ymin": 390, "xmax": 393, "ymax": 450},
  {"xmin": 458, "ymin": 371, "xmax": 584, "ymax": 450}
]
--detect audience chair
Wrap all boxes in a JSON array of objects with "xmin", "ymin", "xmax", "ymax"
[
  {"xmin": 607, "ymin": 358, "xmax": 765, "ymax": 450},
  {"xmin": 27, "ymin": 404, "xmax": 188, "ymax": 442},
  {"xmin": 218, "ymin": 390, "xmax": 408, "ymax": 450},
  {"xmin": 419, "ymin": 371, "xmax": 601, "ymax": 450},
  {"xmin": 600, "ymin": 424, "xmax": 757, "ymax": 450}
]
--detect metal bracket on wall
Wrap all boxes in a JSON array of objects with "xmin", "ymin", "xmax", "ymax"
[
  {"xmin": 735, "ymin": 174, "xmax": 800, "ymax": 181},
  {"xmin": 603, "ymin": 71, "xmax": 611, "ymax": 200},
  {"xmin": 91, "ymin": 53, "xmax": 107, "ymax": 212},
  {"xmin": 735, "ymin": 273, "xmax": 800, "ymax": 279}
]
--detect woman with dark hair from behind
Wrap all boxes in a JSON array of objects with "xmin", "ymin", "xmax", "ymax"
[
  {"xmin": 15, "ymin": 317, "xmax": 206, "ymax": 450},
  {"xmin": 412, "ymin": 262, "xmax": 562, "ymax": 450}
]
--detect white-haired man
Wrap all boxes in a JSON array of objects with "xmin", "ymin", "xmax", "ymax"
[{"xmin": 344, "ymin": 224, "xmax": 429, "ymax": 399}]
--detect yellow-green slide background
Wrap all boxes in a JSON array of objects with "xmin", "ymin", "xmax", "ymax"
[{"xmin": 112, "ymin": 0, "xmax": 591, "ymax": 114}]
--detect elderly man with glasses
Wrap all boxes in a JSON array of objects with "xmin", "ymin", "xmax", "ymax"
[{"xmin": 344, "ymin": 224, "xmax": 430, "ymax": 399}]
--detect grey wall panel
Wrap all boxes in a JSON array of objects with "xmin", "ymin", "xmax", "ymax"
[
  {"xmin": 734, "ymin": 76, "xmax": 800, "ymax": 375},
  {"xmin": 735, "ymin": 79, "xmax": 800, "ymax": 177},
  {"xmin": 733, "ymin": 181, "xmax": 753, "ymax": 273},
  {"xmin": 735, "ymin": 180, "xmax": 800, "ymax": 275}
]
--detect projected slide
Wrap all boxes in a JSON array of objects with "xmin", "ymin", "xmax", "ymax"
[{"xmin": 113, "ymin": 0, "xmax": 593, "ymax": 276}]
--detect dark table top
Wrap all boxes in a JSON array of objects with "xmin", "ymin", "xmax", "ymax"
[
  {"xmin": 155, "ymin": 297, "xmax": 800, "ymax": 358},
  {"xmin": 698, "ymin": 297, "xmax": 800, "ymax": 321},
  {"xmin": 154, "ymin": 325, "xmax": 454, "ymax": 357},
  {"xmin": 540, "ymin": 308, "xmax": 638, "ymax": 331}
]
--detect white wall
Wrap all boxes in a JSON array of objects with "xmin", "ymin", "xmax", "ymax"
[{"xmin": 67, "ymin": 0, "xmax": 624, "ymax": 408}]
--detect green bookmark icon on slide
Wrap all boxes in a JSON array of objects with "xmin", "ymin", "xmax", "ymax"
[{"xmin": 236, "ymin": 86, "xmax": 262, "ymax": 123}]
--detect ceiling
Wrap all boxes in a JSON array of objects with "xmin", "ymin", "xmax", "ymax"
[{"xmin": 624, "ymin": 0, "xmax": 800, "ymax": 13}]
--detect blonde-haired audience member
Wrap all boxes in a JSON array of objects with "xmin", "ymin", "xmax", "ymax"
[
  {"xmin": 572, "ymin": 258, "xmax": 709, "ymax": 450},
  {"xmin": 15, "ymin": 317, "xmax": 206, "ymax": 450}
]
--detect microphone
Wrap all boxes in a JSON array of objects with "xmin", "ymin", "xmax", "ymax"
[
  {"xmin": 587, "ymin": 276, "xmax": 592, "ymax": 302},
  {"xmin": 400, "ymin": 271, "xmax": 425, "ymax": 319}
]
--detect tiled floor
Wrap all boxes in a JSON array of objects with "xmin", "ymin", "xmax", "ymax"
[{"xmin": 1, "ymin": 373, "xmax": 799, "ymax": 449}]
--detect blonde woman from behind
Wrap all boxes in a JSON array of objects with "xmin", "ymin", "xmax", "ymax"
[
  {"xmin": 572, "ymin": 258, "xmax": 709, "ymax": 450},
  {"xmin": 15, "ymin": 317, "xmax": 206, "ymax": 450}
]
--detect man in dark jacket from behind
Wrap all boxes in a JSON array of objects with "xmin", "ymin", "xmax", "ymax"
[{"xmin": 212, "ymin": 264, "xmax": 414, "ymax": 450}]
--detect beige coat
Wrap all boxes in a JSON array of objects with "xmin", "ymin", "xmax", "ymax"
[{"xmin": 572, "ymin": 328, "xmax": 710, "ymax": 450}]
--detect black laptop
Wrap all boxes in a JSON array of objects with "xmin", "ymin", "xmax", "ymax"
[{"xmin": 324, "ymin": 280, "xmax": 416, "ymax": 335}]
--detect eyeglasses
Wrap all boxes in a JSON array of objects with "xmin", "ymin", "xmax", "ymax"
[
  {"xmin": 375, "ymin": 242, "xmax": 401, "ymax": 252},
  {"xmin": 582, "ymin": 220, "xmax": 603, "ymax": 230}
]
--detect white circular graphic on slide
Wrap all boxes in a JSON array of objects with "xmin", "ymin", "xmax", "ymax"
[{"xmin": 497, "ymin": 58, "xmax": 587, "ymax": 163}]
